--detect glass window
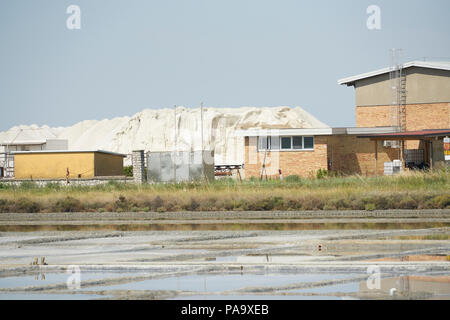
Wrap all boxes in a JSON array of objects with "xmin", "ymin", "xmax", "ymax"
[
  {"xmin": 293, "ymin": 136, "xmax": 302, "ymax": 149},
  {"xmin": 304, "ymin": 136, "xmax": 314, "ymax": 149},
  {"xmin": 281, "ymin": 137, "xmax": 292, "ymax": 149},
  {"xmin": 258, "ymin": 136, "xmax": 269, "ymax": 150},
  {"xmin": 270, "ymin": 136, "xmax": 280, "ymax": 150}
]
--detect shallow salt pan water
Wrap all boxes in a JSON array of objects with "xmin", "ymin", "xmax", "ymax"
[
  {"xmin": 81, "ymin": 272, "xmax": 355, "ymax": 292},
  {"xmin": 0, "ymin": 272, "xmax": 147, "ymax": 289}
]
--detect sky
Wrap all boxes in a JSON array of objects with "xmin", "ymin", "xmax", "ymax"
[{"xmin": 0, "ymin": 0, "xmax": 449, "ymax": 131}]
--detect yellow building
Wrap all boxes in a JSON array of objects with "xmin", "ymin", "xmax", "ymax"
[{"xmin": 13, "ymin": 150, "xmax": 126, "ymax": 179}]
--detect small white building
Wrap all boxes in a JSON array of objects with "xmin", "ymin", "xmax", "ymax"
[{"xmin": 0, "ymin": 139, "xmax": 68, "ymax": 178}]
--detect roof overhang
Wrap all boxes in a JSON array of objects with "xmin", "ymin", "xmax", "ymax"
[
  {"xmin": 235, "ymin": 126, "xmax": 399, "ymax": 137},
  {"xmin": 235, "ymin": 128, "xmax": 333, "ymax": 137},
  {"xmin": 338, "ymin": 61, "xmax": 450, "ymax": 86},
  {"xmin": 11, "ymin": 150, "xmax": 127, "ymax": 157},
  {"xmin": 357, "ymin": 129, "xmax": 450, "ymax": 140},
  {"xmin": 0, "ymin": 140, "xmax": 46, "ymax": 146}
]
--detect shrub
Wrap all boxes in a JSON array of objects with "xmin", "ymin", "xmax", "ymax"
[
  {"xmin": 323, "ymin": 204, "xmax": 336, "ymax": 210},
  {"xmin": 123, "ymin": 166, "xmax": 133, "ymax": 177},
  {"xmin": 285, "ymin": 175, "xmax": 300, "ymax": 183},
  {"xmin": 399, "ymin": 196, "xmax": 417, "ymax": 209},
  {"xmin": 316, "ymin": 169, "xmax": 328, "ymax": 179},
  {"xmin": 44, "ymin": 182, "xmax": 61, "ymax": 190},
  {"xmin": 151, "ymin": 195, "xmax": 164, "ymax": 211},
  {"xmin": 432, "ymin": 195, "xmax": 450, "ymax": 208},
  {"xmin": 13, "ymin": 198, "xmax": 41, "ymax": 213},
  {"xmin": 0, "ymin": 199, "xmax": 9, "ymax": 212},
  {"xmin": 365, "ymin": 203, "xmax": 376, "ymax": 211},
  {"xmin": 18, "ymin": 181, "xmax": 38, "ymax": 190},
  {"xmin": 114, "ymin": 195, "xmax": 130, "ymax": 211},
  {"xmin": 54, "ymin": 196, "xmax": 83, "ymax": 212},
  {"xmin": 156, "ymin": 206, "xmax": 167, "ymax": 213},
  {"xmin": 301, "ymin": 198, "xmax": 324, "ymax": 210}
]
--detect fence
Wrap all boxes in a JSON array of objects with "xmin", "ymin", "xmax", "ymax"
[{"xmin": 147, "ymin": 150, "xmax": 214, "ymax": 183}]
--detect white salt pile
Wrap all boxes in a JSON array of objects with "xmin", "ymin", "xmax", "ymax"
[{"xmin": 0, "ymin": 106, "xmax": 328, "ymax": 165}]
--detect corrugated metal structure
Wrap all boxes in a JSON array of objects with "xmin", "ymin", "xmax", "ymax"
[{"xmin": 147, "ymin": 151, "xmax": 214, "ymax": 183}]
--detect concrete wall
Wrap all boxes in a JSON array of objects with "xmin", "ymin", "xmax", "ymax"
[
  {"xmin": 44, "ymin": 139, "xmax": 68, "ymax": 150},
  {"xmin": 1, "ymin": 176, "xmax": 129, "ymax": 187},
  {"xmin": 327, "ymin": 135, "xmax": 399, "ymax": 176},
  {"xmin": 243, "ymin": 136, "xmax": 328, "ymax": 178},
  {"xmin": 355, "ymin": 67, "xmax": 450, "ymax": 107},
  {"xmin": 94, "ymin": 152, "xmax": 124, "ymax": 177}
]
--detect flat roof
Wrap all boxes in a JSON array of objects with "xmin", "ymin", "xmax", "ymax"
[
  {"xmin": 0, "ymin": 140, "xmax": 46, "ymax": 146},
  {"xmin": 235, "ymin": 126, "xmax": 398, "ymax": 137},
  {"xmin": 11, "ymin": 150, "xmax": 127, "ymax": 157},
  {"xmin": 338, "ymin": 61, "xmax": 450, "ymax": 86},
  {"xmin": 357, "ymin": 128, "xmax": 450, "ymax": 140}
]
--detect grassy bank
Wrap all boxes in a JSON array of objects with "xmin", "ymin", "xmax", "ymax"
[{"xmin": 0, "ymin": 171, "xmax": 449, "ymax": 213}]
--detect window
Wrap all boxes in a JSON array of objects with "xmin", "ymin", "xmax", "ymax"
[
  {"xmin": 258, "ymin": 136, "xmax": 269, "ymax": 150},
  {"xmin": 258, "ymin": 136, "xmax": 314, "ymax": 151},
  {"xmin": 304, "ymin": 137, "xmax": 314, "ymax": 149},
  {"xmin": 271, "ymin": 136, "xmax": 280, "ymax": 150},
  {"xmin": 293, "ymin": 136, "xmax": 302, "ymax": 149},
  {"xmin": 281, "ymin": 137, "xmax": 291, "ymax": 149}
]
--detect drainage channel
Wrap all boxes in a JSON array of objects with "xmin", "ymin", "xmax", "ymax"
[{"xmin": 1, "ymin": 221, "xmax": 449, "ymax": 232}]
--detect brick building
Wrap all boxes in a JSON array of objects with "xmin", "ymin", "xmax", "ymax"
[
  {"xmin": 239, "ymin": 61, "xmax": 450, "ymax": 179},
  {"xmin": 339, "ymin": 60, "xmax": 450, "ymax": 170}
]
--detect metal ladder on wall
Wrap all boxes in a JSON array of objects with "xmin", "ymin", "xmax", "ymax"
[{"xmin": 399, "ymin": 71, "xmax": 407, "ymax": 131}]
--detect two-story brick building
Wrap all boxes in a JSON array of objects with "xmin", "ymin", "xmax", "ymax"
[{"xmin": 239, "ymin": 61, "xmax": 450, "ymax": 179}]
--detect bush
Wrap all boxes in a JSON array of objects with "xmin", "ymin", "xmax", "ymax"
[
  {"xmin": 156, "ymin": 206, "xmax": 167, "ymax": 213},
  {"xmin": 54, "ymin": 197, "xmax": 83, "ymax": 212},
  {"xmin": 301, "ymin": 198, "xmax": 324, "ymax": 210},
  {"xmin": 123, "ymin": 166, "xmax": 133, "ymax": 177},
  {"xmin": 13, "ymin": 198, "xmax": 41, "ymax": 213},
  {"xmin": 316, "ymin": 169, "xmax": 328, "ymax": 179},
  {"xmin": 18, "ymin": 181, "xmax": 38, "ymax": 190},
  {"xmin": 44, "ymin": 182, "xmax": 61, "ymax": 190},
  {"xmin": 151, "ymin": 195, "xmax": 164, "ymax": 211},
  {"xmin": 285, "ymin": 175, "xmax": 300, "ymax": 183},
  {"xmin": 0, "ymin": 199, "xmax": 9, "ymax": 212},
  {"xmin": 365, "ymin": 203, "xmax": 376, "ymax": 211},
  {"xmin": 432, "ymin": 195, "xmax": 450, "ymax": 208},
  {"xmin": 187, "ymin": 198, "xmax": 200, "ymax": 211},
  {"xmin": 114, "ymin": 195, "xmax": 130, "ymax": 212},
  {"xmin": 399, "ymin": 196, "xmax": 417, "ymax": 209}
]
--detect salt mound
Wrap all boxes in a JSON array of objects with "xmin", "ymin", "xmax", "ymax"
[{"xmin": 0, "ymin": 106, "xmax": 328, "ymax": 165}]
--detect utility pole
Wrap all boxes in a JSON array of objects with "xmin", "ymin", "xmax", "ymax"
[
  {"xmin": 174, "ymin": 105, "xmax": 177, "ymax": 183},
  {"xmin": 200, "ymin": 102, "xmax": 204, "ymax": 152},
  {"xmin": 200, "ymin": 102, "xmax": 208, "ymax": 183}
]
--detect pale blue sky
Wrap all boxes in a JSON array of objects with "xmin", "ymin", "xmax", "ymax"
[{"xmin": 0, "ymin": 0, "xmax": 449, "ymax": 131}]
